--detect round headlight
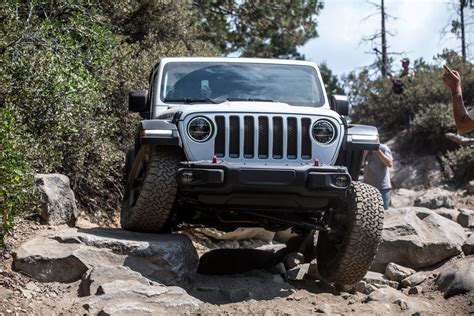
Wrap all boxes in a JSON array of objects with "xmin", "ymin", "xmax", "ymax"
[
  {"xmin": 312, "ymin": 120, "xmax": 336, "ymax": 144},
  {"xmin": 188, "ymin": 116, "xmax": 213, "ymax": 142}
]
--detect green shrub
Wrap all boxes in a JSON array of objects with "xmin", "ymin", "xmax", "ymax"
[
  {"xmin": 348, "ymin": 51, "xmax": 472, "ymax": 143},
  {"xmin": 0, "ymin": 106, "xmax": 38, "ymax": 244},
  {"xmin": 409, "ymin": 102, "xmax": 456, "ymax": 149},
  {"xmin": 0, "ymin": 0, "xmax": 220, "ymax": 229},
  {"xmin": 441, "ymin": 146, "xmax": 474, "ymax": 185}
]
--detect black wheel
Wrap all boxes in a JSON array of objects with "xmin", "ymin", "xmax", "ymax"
[
  {"xmin": 121, "ymin": 146, "xmax": 182, "ymax": 233},
  {"xmin": 316, "ymin": 182, "xmax": 384, "ymax": 285}
]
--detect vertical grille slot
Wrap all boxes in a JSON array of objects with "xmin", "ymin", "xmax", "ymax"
[
  {"xmin": 258, "ymin": 116, "xmax": 269, "ymax": 159},
  {"xmin": 287, "ymin": 117, "xmax": 297, "ymax": 159},
  {"xmin": 272, "ymin": 117, "xmax": 283, "ymax": 159},
  {"xmin": 214, "ymin": 116, "xmax": 225, "ymax": 157},
  {"xmin": 229, "ymin": 116, "xmax": 240, "ymax": 158},
  {"xmin": 301, "ymin": 118, "xmax": 312, "ymax": 159},
  {"xmin": 244, "ymin": 116, "xmax": 254, "ymax": 158}
]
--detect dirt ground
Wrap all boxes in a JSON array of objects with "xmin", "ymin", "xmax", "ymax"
[{"xmin": 1, "ymin": 217, "xmax": 473, "ymax": 315}]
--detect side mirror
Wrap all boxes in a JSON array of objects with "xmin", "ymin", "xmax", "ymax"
[
  {"xmin": 129, "ymin": 90, "xmax": 149, "ymax": 113},
  {"xmin": 330, "ymin": 95, "xmax": 351, "ymax": 117}
]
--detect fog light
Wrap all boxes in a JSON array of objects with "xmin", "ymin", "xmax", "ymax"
[
  {"xmin": 181, "ymin": 171, "xmax": 194, "ymax": 184},
  {"xmin": 334, "ymin": 175, "xmax": 349, "ymax": 188}
]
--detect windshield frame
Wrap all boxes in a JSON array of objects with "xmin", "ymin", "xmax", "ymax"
[{"xmin": 155, "ymin": 60, "xmax": 327, "ymax": 108}]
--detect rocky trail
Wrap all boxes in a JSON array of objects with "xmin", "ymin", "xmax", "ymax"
[{"xmin": 1, "ymin": 173, "xmax": 474, "ymax": 315}]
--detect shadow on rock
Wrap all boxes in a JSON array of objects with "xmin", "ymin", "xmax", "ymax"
[{"xmin": 198, "ymin": 248, "xmax": 287, "ymax": 275}]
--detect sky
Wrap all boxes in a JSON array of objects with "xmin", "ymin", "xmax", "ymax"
[{"xmin": 300, "ymin": 0, "xmax": 473, "ymax": 77}]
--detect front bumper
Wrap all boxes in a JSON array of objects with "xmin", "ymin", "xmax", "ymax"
[{"xmin": 177, "ymin": 161, "xmax": 351, "ymax": 197}]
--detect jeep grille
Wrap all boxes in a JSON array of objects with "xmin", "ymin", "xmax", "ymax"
[{"xmin": 214, "ymin": 115, "xmax": 313, "ymax": 160}]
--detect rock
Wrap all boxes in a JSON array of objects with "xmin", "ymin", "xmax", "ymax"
[
  {"xmin": 385, "ymin": 263, "xmax": 415, "ymax": 282},
  {"xmin": 390, "ymin": 189, "xmax": 418, "ymax": 208},
  {"xmin": 436, "ymin": 256, "xmax": 474, "ymax": 298},
  {"xmin": 354, "ymin": 281, "xmax": 377, "ymax": 294},
  {"xmin": 413, "ymin": 189, "xmax": 455, "ymax": 209},
  {"xmin": 400, "ymin": 273, "xmax": 427, "ymax": 288},
  {"xmin": 83, "ymin": 280, "xmax": 200, "ymax": 315},
  {"xmin": 197, "ymin": 227, "xmax": 275, "ymax": 242},
  {"xmin": 273, "ymin": 229, "xmax": 297, "ymax": 242},
  {"xmin": 314, "ymin": 303, "xmax": 332, "ymax": 314},
  {"xmin": 363, "ymin": 271, "xmax": 399, "ymax": 289},
  {"xmin": 462, "ymin": 234, "xmax": 474, "ymax": 256},
  {"xmin": 20, "ymin": 289, "xmax": 33, "ymax": 299},
  {"xmin": 285, "ymin": 264, "xmax": 309, "ymax": 281},
  {"xmin": 408, "ymin": 286, "xmax": 422, "ymax": 295},
  {"xmin": 457, "ymin": 209, "xmax": 474, "ymax": 228},
  {"xmin": 34, "ymin": 174, "xmax": 78, "ymax": 227},
  {"xmin": 13, "ymin": 227, "xmax": 199, "ymax": 285},
  {"xmin": 391, "ymin": 155, "xmax": 443, "ymax": 190},
  {"xmin": 80, "ymin": 266, "xmax": 151, "ymax": 296},
  {"xmin": 393, "ymin": 298, "xmax": 409, "ymax": 310},
  {"xmin": 25, "ymin": 282, "xmax": 40, "ymax": 292},
  {"xmin": 432, "ymin": 208, "xmax": 460, "ymax": 222},
  {"xmin": 283, "ymin": 252, "xmax": 304, "ymax": 270},
  {"xmin": 367, "ymin": 286, "xmax": 432, "ymax": 312},
  {"xmin": 367, "ymin": 286, "xmax": 406, "ymax": 303},
  {"xmin": 372, "ymin": 207, "xmax": 467, "ymax": 272}
]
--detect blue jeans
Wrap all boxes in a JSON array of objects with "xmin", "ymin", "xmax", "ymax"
[{"xmin": 380, "ymin": 189, "xmax": 391, "ymax": 210}]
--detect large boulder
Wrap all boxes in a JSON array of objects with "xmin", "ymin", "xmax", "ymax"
[
  {"xmin": 390, "ymin": 189, "xmax": 418, "ymax": 208},
  {"xmin": 371, "ymin": 207, "xmax": 467, "ymax": 272},
  {"xmin": 79, "ymin": 266, "xmax": 201, "ymax": 314},
  {"xmin": 391, "ymin": 155, "xmax": 443, "ymax": 190},
  {"xmin": 457, "ymin": 209, "xmax": 474, "ymax": 228},
  {"xmin": 34, "ymin": 174, "xmax": 78, "ymax": 226},
  {"xmin": 413, "ymin": 189, "xmax": 455, "ymax": 209},
  {"xmin": 13, "ymin": 227, "xmax": 199, "ymax": 285},
  {"xmin": 436, "ymin": 256, "xmax": 474, "ymax": 298},
  {"xmin": 432, "ymin": 208, "xmax": 460, "ymax": 222}
]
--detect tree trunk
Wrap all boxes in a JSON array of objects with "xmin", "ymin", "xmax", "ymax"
[
  {"xmin": 460, "ymin": 0, "xmax": 466, "ymax": 62},
  {"xmin": 381, "ymin": 0, "xmax": 388, "ymax": 75}
]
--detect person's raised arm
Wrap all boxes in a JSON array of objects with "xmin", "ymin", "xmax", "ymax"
[
  {"xmin": 443, "ymin": 65, "xmax": 474, "ymax": 134},
  {"xmin": 375, "ymin": 149, "xmax": 393, "ymax": 168}
]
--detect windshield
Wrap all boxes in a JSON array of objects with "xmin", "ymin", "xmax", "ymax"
[{"xmin": 159, "ymin": 62, "xmax": 325, "ymax": 107}]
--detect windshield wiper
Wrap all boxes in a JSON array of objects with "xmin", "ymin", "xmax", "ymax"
[
  {"xmin": 224, "ymin": 97, "xmax": 275, "ymax": 102},
  {"xmin": 164, "ymin": 97, "xmax": 222, "ymax": 104}
]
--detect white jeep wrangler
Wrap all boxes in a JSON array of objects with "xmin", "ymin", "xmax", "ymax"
[{"xmin": 122, "ymin": 57, "xmax": 384, "ymax": 285}]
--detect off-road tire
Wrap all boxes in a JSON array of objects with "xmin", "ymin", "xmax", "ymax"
[
  {"xmin": 124, "ymin": 146, "xmax": 135, "ymax": 182},
  {"xmin": 317, "ymin": 182, "xmax": 384, "ymax": 286},
  {"xmin": 121, "ymin": 146, "xmax": 182, "ymax": 233}
]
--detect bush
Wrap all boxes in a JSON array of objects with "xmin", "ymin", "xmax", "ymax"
[
  {"xmin": 442, "ymin": 146, "xmax": 474, "ymax": 185},
  {"xmin": 409, "ymin": 102, "xmax": 456, "ymax": 150},
  {"xmin": 348, "ymin": 51, "xmax": 472, "ymax": 143},
  {"xmin": 0, "ymin": 0, "xmax": 219, "ymax": 231},
  {"xmin": 0, "ymin": 106, "xmax": 38, "ymax": 243}
]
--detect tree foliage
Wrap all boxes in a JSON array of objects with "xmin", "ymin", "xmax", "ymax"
[
  {"xmin": 319, "ymin": 62, "xmax": 344, "ymax": 96},
  {"xmin": 346, "ymin": 50, "xmax": 473, "ymax": 185},
  {"xmin": 0, "ymin": 0, "xmax": 218, "ymax": 234},
  {"xmin": 194, "ymin": 0, "xmax": 324, "ymax": 58}
]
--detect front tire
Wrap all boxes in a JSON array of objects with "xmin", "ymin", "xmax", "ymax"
[
  {"xmin": 121, "ymin": 146, "xmax": 182, "ymax": 233},
  {"xmin": 316, "ymin": 182, "xmax": 384, "ymax": 285}
]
